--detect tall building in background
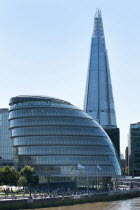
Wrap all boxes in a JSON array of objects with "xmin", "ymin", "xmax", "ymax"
[
  {"xmin": 84, "ymin": 9, "xmax": 120, "ymax": 157},
  {"xmin": 125, "ymin": 146, "xmax": 128, "ymax": 167},
  {"xmin": 0, "ymin": 109, "xmax": 15, "ymax": 167},
  {"xmin": 129, "ymin": 122, "xmax": 140, "ymax": 176}
]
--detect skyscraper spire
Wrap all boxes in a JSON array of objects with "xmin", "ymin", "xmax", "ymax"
[
  {"xmin": 84, "ymin": 10, "xmax": 117, "ymax": 127},
  {"xmin": 93, "ymin": 9, "xmax": 104, "ymax": 38}
]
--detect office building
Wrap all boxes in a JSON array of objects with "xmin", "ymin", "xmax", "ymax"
[
  {"xmin": 104, "ymin": 127, "xmax": 120, "ymax": 157},
  {"xmin": 125, "ymin": 146, "xmax": 128, "ymax": 167},
  {"xmin": 0, "ymin": 109, "xmax": 15, "ymax": 167},
  {"xmin": 84, "ymin": 9, "xmax": 120, "ymax": 157},
  {"xmin": 129, "ymin": 122, "xmax": 140, "ymax": 176}
]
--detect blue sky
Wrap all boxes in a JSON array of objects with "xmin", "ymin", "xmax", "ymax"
[{"xmin": 0, "ymin": 0, "xmax": 140, "ymax": 155}]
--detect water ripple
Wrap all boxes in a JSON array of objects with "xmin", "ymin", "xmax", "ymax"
[{"xmin": 22, "ymin": 198, "xmax": 140, "ymax": 210}]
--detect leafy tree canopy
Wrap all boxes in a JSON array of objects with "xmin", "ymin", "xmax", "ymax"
[
  {"xmin": 18, "ymin": 176, "xmax": 27, "ymax": 187},
  {"xmin": 20, "ymin": 165, "xmax": 39, "ymax": 186},
  {"xmin": 0, "ymin": 166, "xmax": 20, "ymax": 186}
]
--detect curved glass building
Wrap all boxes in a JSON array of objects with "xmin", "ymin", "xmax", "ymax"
[{"xmin": 9, "ymin": 95, "xmax": 121, "ymax": 187}]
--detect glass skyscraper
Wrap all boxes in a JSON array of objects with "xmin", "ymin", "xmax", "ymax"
[
  {"xmin": 0, "ymin": 109, "xmax": 15, "ymax": 167},
  {"xmin": 84, "ymin": 9, "xmax": 120, "ymax": 156},
  {"xmin": 9, "ymin": 95, "xmax": 121, "ymax": 187}
]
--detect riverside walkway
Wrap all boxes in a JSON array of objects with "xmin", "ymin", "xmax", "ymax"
[
  {"xmin": 1, "ymin": 189, "xmax": 140, "ymax": 210},
  {"xmin": 0, "ymin": 191, "xmax": 108, "ymax": 209}
]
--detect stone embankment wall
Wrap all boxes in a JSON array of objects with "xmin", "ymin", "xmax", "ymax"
[{"xmin": 1, "ymin": 190, "xmax": 140, "ymax": 210}]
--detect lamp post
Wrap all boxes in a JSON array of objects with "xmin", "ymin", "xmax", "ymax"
[
  {"xmin": 86, "ymin": 169, "xmax": 89, "ymax": 192},
  {"xmin": 96, "ymin": 169, "xmax": 98, "ymax": 190}
]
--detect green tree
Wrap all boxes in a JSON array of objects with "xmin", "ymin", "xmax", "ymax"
[
  {"xmin": 20, "ymin": 165, "xmax": 39, "ymax": 197},
  {"xmin": 0, "ymin": 166, "xmax": 20, "ymax": 186},
  {"xmin": 122, "ymin": 166, "xmax": 129, "ymax": 175},
  {"xmin": 0, "ymin": 168, "xmax": 3, "ymax": 185},
  {"xmin": 125, "ymin": 166, "xmax": 129, "ymax": 175},
  {"xmin": 18, "ymin": 176, "xmax": 27, "ymax": 187}
]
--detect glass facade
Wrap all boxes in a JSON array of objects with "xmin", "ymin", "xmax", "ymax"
[
  {"xmin": 129, "ymin": 122, "xmax": 140, "ymax": 176},
  {"xmin": 83, "ymin": 9, "xmax": 120, "ymax": 157},
  {"xmin": 9, "ymin": 95, "xmax": 121, "ymax": 186},
  {"xmin": 84, "ymin": 10, "xmax": 117, "ymax": 127},
  {"xmin": 0, "ymin": 109, "xmax": 15, "ymax": 167},
  {"xmin": 104, "ymin": 127, "xmax": 120, "ymax": 158}
]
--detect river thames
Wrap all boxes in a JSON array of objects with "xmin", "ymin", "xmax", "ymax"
[{"xmin": 22, "ymin": 197, "xmax": 140, "ymax": 210}]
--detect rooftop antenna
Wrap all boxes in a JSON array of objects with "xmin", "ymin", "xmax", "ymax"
[{"xmin": 95, "ymin": 8, "xmax": 100, "ymax": 18}]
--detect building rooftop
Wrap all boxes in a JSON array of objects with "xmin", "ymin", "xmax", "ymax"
[
  {"xmin": 9, "ymin": 95, "xmax": 72, "ymax": 106},
  {"xmin": 0, "ymin": 108, "xmax": 8, "ymax": 112}
]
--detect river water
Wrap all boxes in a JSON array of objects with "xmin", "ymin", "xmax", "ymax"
[{"xmin": 23, "ymin": 197, "xmax": 140, "ymax": 210}]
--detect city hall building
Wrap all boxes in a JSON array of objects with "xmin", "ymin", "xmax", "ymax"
[{"xmin": 9, "ymin": 95, "xmax": 121, "ymax": 188}]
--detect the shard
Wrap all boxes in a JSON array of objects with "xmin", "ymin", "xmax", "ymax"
[
  {"xmin": 84, "ymin": 9, "xmax": 120, "ymax": 156},
  {"xmin": 84, "ymin": 9, "xmax": 116, "ymax": 127}
]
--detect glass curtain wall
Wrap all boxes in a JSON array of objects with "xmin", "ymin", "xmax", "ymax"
[
  {"xmin": 0, "ymin": 109, "xmax": 15, "ymax": 167},
  {"xmin": 9, "ymin": 96, "xmax": 121, "ymax": 187}
]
